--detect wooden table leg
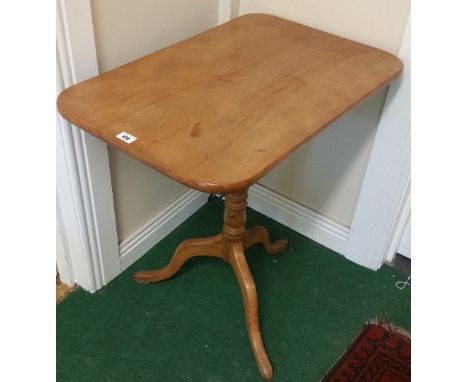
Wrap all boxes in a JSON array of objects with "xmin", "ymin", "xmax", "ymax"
[
  {"xmin": 222, "ymin": 190, "xmax": 274, "ymax": 380},
  {"xmin": 243, "ymin": 225, "xmax": 288, "ymax": 254},
  {"xmin": 133, "ymin": 235, "xmax": 223, "ymax": 283},
  {"xmin": 133, "ymin": 188, "xmax": 288, "ymax": 380},
  {"xmin": 228, "ymin": 241, "xmax": 273, "ymax": 380}
]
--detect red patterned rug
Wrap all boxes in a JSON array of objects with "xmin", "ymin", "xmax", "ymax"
[{"xmin": 322, "ymin": 320, "xmax": 411, "ymax": 381}]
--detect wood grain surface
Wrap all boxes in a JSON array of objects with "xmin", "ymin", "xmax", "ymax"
[{"xmin": 57, "ymin": 14, "xmax": 402, "ymax": 193}]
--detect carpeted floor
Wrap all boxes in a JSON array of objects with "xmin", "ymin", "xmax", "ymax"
[{"xmin": 56, "ymin": 199, "xmax": 411, "ymax": 382}]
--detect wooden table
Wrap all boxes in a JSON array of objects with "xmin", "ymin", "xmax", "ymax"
[{"xmin": 58, "ymin": 14, "xmax": 402, "ymax": 380}]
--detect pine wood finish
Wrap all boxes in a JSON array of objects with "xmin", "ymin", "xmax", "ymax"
[
  {"xmin": 134, "ymin": 191, "xmax": 286, "ymax": 380},
  {"xmin": 57, "ymin": 13, "xmax": 403, "ymax": 380},
  {"xmin": 57, "ymin": 14, "xmax": 402, "ymax": 194}
]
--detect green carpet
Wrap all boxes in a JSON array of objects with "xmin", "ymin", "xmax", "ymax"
[{"xmin": 57, "ymin": 199, "xmax": 410, "ymax": 382}]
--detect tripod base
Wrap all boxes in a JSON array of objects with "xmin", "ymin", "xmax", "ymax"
[{"xmin": 134, "ymin": 190, "xmax": 288, "ymax": 380}]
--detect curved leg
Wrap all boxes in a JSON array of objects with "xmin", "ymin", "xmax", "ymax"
[
  {"xmin": 243, "ymin": 225, "xmax": 288, "ymax": 254},
  {"xmin": 133, "ymin": 234, "xmax": 223, "ymax": 283},
  {"xmin": 227, "ymin": 242, "xmax": 273, "ymax": 381},
  {"xmin": 134, "ymin": 190, "xmax": 277, "ymax": 380}
]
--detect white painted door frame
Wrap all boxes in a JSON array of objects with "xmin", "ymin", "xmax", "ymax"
[
  {"xmin": 344, "ymin": 15, "xmax": 411, "ymax": 270},
  {"xmin": 396, "ymin": 203, "xmax": 411, "ymax": 259},
  {"xmin": 56, "ymin": 0, "xmax": 121, "ymax": 292},
  {"xmin": 55, "ymin": 0, "xmax": 207, "ymax": 292}
]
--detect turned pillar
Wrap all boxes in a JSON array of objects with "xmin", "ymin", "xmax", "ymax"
[{"xmin": 222, "ymin": 190, "xmax": 248, "ymax": 250}]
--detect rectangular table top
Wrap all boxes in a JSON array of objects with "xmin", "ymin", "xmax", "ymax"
[{"xmin": 57, "ymin": 14, "xmax": 402, "ymax": 193}]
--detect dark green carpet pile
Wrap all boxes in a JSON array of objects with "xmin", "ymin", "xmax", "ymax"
[{"xmin": 57, "ymin": 199, "xmax": 410, "ymax": 382}]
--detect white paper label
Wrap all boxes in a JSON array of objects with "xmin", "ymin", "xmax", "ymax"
[{"xmin": 116, "ymin": 131, "xmax": 137, "ymax": 144}]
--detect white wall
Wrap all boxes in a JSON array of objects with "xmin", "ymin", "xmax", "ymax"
[
  {"xmin": 236, "ymin": 0, "xmax": 409, "ymax": 55},
  {"xmin": 90, "ymin": 0, "xmax": 220, "ymax": 240},
  {"xmin": 237, "ymin": 0, "xmax": 410, "ymax": 226}
]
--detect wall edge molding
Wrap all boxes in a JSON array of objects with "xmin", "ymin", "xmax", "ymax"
[
  {"xmin": 248, "ymin": 184, "xmax": 350, "ymax": 255},
  {"xmin": 119, "ymin": 190, "xmax": 207, "ymax": 271}
]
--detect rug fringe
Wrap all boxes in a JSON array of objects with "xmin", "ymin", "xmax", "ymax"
[{"xmin": 367, "ymin": 316, "xmax": 411, "ymax": 340}]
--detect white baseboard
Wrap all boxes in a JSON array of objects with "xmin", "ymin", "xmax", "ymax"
[
  {"xmin": 119, "ymin": 184, "xmax": 349, "ymax": 272},
  {"xmin": 119, "ymin": 189, "xmax": 207, "ymax": 271},
  {"xmin": 248, "ymin": 184, "xmax": 350, "ymax": 255}
]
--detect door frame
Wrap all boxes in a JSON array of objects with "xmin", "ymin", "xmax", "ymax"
[
  {"xmin": 344, "ymin": 14, "xmax": 411, "ymax": 270},
  {"xmin": 56, "ymin": 0, "xmax": 120, "ymax": 292}
]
